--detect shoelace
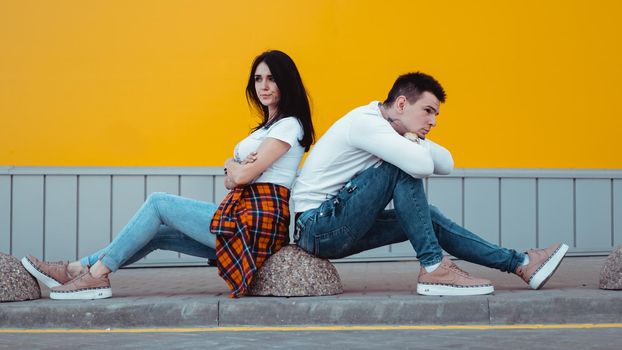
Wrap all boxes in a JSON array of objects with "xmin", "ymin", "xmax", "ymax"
[
  {"xmin": 63, "ymin": 271, "xmax": 90, "ymax": 286},
  {"xmin": 446, "ymin": 261, "xmax": 471, "ymax": 277},
  {"xmin": 44, "ymin": 260, "xmax": 68, "ymax": 266}
]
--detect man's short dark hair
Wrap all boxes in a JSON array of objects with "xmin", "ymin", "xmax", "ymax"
[{"xmin": 383, "ymin": 72, "xmax": 446, "ymax": 106}]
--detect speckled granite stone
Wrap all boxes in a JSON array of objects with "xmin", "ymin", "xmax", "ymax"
[
  {"xmin": 0, "ymin": 252, "xmax": 41, "ymax": 302},
  {"xmin": 248, "ymin": 245, "xmax": 343, "ymax": 296},
  {"xmin": 599, "ymin": 245, "xmax": 622, "ymax": 290}
]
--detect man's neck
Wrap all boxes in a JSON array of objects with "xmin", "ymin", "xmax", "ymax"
[{"xmin": 379, "ymin": 102, "xmax": 404, "ymax": 134}]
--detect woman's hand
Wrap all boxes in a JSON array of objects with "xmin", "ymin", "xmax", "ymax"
[
  {"xmin": 241, "ymin": 152, "xmax": 258, "ymax": 165},
  {"xmin": 224, "ymin": 157, "xmax": 237, "ymax": 170},
  {"xmin": 222, "ymin": 151, "xmax": 259, "ymax": 190},
  {"xmin": 225, "ymin": 138, "xmax": 291, "ymax": 186},
  {"xmin": 224, "ymin": 158, "xmax": 239, "ymax": 190},
  {"xmin": 224, "ymin": 175, "xmax": 237, "ymax": 190}
]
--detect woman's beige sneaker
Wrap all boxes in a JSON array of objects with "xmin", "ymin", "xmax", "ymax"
[
  {"xmin": 49, "ymin": 271, "xmax": 112, "ymax": 300},
  {"xmin": 417, "ymin": 256, "xmax": 494, "ymax": 296},
  {"xmin": 21, "ymin": 255, "xmax": 77, "ymax": 288}
]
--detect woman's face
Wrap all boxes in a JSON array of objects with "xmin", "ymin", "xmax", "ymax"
[{"xmin": 254, "ymin": 61, "xmax": 280, "ymax": 116}]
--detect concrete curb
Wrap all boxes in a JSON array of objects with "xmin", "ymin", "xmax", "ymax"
[
  {"xmin": 2, "ymin": 257, "xmax": 620, "ymax": 329},
  {"xmin": 0, "ymin": 297, "xmax": 218, "ymax": 328},
  {"xmin": 488, "ymin": 292, "xmax": 622, "ymax": 324},
  {"xmin": 1, "ymin": 290, "xmax": 621, "ymax": 329}
]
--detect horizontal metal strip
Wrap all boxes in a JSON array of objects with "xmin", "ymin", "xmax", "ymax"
[
  {"xmin": 0, "ymin": 166, "xmax": 224, "ymax": 176},
  {"xmin": 445, "ymin": 168, "xmax": 622, "ymax": 179},
  {"xmin": 2, "ymin": 166, "xmax": 622, "ymax": 178}
]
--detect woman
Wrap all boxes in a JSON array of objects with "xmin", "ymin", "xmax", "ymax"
[{"xmin": 22, "ymin": 50, "xmax": 314, "ymax": 299}]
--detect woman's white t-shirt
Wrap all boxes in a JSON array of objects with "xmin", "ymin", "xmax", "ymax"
[{"xmin": 234, "ymin": 117, "xmax": 304, "ymax": 189}]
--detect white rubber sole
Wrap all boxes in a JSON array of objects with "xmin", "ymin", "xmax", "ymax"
[
  {"xmin": 417, "ymin": 283, "xmax": 494, "ymax": 296},
  {"xmin": 50, "ymin": 288, "xmax": 112, "ymax": 300},
  {"xmin": 529, "ymin": 243, "xmax": 569, "ymax": 290},
  {"xmin": 21, "ymin": 257, "xmax": 61, "ymax": 288}
]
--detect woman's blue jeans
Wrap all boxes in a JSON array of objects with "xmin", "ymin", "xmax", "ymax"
[
  {"xmin": 295, "ymin": 162, "xmax": 524, "ymax": 272},
  {"xmin": 80, "ymin": 192, "xmax": 217, "ymax": 271}
]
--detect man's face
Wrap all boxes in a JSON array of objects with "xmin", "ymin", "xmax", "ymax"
[{"xmin": 397, "ymin": 91, "xmax": 440, "ymax": 138}]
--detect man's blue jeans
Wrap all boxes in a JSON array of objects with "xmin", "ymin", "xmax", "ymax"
[
  {"xmin": 80, "ymin": 192, "xmax": 217, "ymax": 271},
  {"xmin": 295, "ymin": 162, "xmax": 525, "ymax": 272}
]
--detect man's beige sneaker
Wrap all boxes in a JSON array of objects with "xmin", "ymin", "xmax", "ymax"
[
  {"xmin": 49, "ymin": 271, "xmax": 112, "ymax": 300},
  {"xmin": 21, "ymin": 255, "xmax": 85, "ymax": 288},
  {"xmin": 417, "ymin": 256, "xmax": 494, "ymax": 296},
  {"xmin": 516, "ymin": 243, "xmax": 569, "ymax": 290}
]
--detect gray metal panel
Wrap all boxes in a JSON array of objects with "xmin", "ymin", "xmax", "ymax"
[
  {"xmin": 146, "ymin": 176, "xmax": 179, "ymax": 197},
  {"xmin": 77, "ymin": 176, "xmax": 112, "ymax": 260},
  {"xmin": 44, "ymin": 176, "xmax": 78, "ymax": 261},
  {"xmin": 350, "ymin": 245, "xmax": 392, "ymax": 259},
  {"xmin": 463, "ymin": 178, "xmax": 500, "ymax": 245},
  {"xmin": 388, "ymin": 241, "xmax": 415, "ymax": 258},
  {"xmin": 3, "ymin": 167, "xmax": 622, "ymax": 265},
  {"xmin": 0, "ymin": 176, "xmax": 11, "ymax": 253},
  {"xmin": 500, "ymin": 179, "xmax": 536, "ymax": 251},
  {"xmin": 575, "ymin": 179, "xmax": 612, "ymax": 250},
  {"xmin": 11, "ymin": 176, "xmax": 44, "ymax": 259},
  {"xmin": 427, "ymin": 177, "xmax": 463, "ymax": 225},
  {"xmin": 144, "ymin": 176, "xmax": 181, "ymax": 264},
  {"xmin": 111, "ymin": 176, "xmax": 145, "ymax": 239},
  {"xmin": 179, "ymin": 175, "xmax": 214, "ymax": 263},
  {"xmin": 213, "ymin": 175, "xmax": 229, "ymax": 204},
  {"xmin": 180, "ymin": 176, "xmax": 214, "ymax": 202},
  {"xmin": 615, "ymin": 180, "xmax": 622, "ymax": 247},
  {"xmin": 288, "ymin": 198, "xmax": 296, "ymax": 243},
  {"xmin": 538, "ymin": 179, "xmax": 574, "ymax": 249}
]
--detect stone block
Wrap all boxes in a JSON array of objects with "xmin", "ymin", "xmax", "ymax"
[
  {"xmin": 248, "ymin": 245, "xmax": 343, "ymax": 296},
  {"xmin": 0, "ymin": 252, "xmax": 41, "ymax": 302},
  {"xmin": 599, "ymin": 245, "xmax": 622, "ymax": 290}
]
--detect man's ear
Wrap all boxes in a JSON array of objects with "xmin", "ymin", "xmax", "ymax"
[{"xmin": 395, "ymin": 96, "xmax": 407, "ymax": 114}]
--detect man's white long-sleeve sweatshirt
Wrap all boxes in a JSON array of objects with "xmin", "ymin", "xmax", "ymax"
[{"xmin": 292, "ymin": 101, "xmax": 454, "ymax": 213}]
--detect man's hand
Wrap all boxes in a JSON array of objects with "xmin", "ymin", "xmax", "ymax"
[{"xmin": 404, "ymin": 132, "xmax": 421, "ymax": 143}]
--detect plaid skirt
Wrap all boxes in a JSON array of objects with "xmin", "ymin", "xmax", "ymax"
[{"xmin": 210, "ymin": 183, "xmax": 290, "ymax": 297}]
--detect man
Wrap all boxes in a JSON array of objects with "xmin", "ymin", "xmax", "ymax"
[{"xmin": 291, "ymin": 72, "xmax": 568, "ymax": 296}]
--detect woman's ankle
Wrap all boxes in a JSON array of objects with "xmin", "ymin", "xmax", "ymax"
[
  {"xmin": 89, "ymin": 261, "xmax": 111, "ymax": 279},
  {"xmin": 67, "ymin": 261, "xmax": 87, "ymax": 278}
]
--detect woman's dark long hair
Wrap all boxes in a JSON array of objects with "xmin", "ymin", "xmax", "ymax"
[{"xmin": 246, "ymin": 50, "xmax": 315, "ymax": 152}]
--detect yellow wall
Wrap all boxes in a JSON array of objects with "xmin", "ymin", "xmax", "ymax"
[{"xmin": 1, "ymin": 0, "xmax": 621, "ymax": 168}]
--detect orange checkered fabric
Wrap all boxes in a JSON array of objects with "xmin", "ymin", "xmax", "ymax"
[{"xmin": 210, "ymin": 183, "xmax": 290, "ymax": 298}]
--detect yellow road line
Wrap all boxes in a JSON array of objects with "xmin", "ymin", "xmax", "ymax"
[{"xmin": 1, "ymin": 323, "xmax": 622, "ymax": 333}]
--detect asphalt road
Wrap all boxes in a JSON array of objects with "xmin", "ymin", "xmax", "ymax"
[{"xmin": 1, "ymin": 325, "xmax": 620, "ymax": 350}]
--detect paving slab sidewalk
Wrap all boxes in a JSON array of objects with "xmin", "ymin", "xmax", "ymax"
[{"xmin": 1, "ymin": 257, "xmax": 620, "ymax": 328}]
